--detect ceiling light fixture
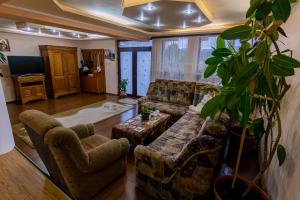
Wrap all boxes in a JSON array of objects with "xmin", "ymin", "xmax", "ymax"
[
  {"xmin": 145, "ymin": 3, "xmax": 155, "ymax": 11},
  {"xmin": 184, "ymin": 4, "xmax": 194, "ymax": 15},
  {"xmin": 138, "ymin": 12, "xmax": 145, "ymax": 21},
  {"xmin": 182, "ymin": 21, "xmax": 187, "ymax": 29},
  {"xmin": 26, "ymin": 27, "xmax": 31, "ymax": 31},
  {"xmin": 72, "ymin": 32, "xmax": 77, "ymax": 36},
  {"xmin": 196, "ymin": 16, "xmax": 202, "ymax": 23},
  {"xmin": 52, "ymin": 29, "xmax": 57, "ymax": 33},
  {"xmin": 77, "ymin": 34, "xmax": 80, "ymax": 38},
  {"xmin": 155, "ymin": 18, "xmax": 162, "ymax": 27}
]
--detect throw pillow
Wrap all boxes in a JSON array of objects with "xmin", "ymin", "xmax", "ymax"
[{"xmin": 189, "ymin": 94, "xmax": 212, "ymax": 114}]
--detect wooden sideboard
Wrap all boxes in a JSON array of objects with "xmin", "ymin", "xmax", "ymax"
[
  {"xmin": 13, "ymin": 75, "xmax": 47, "ymax": 104},
  {"xmin": 80, "ymin": 74, "xmax": 106, "ymax": 94}
]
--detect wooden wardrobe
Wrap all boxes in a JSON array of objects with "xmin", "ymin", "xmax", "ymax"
[
  {"xmin": 39, "ymin": 45, "xmax": 80, "ymax": 98},
  {"xmin": 80, "ymin": 49, "xmax": 106, "ymax": 94}
]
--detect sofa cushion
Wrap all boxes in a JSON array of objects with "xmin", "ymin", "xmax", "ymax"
[
  {"xmin": 143, "ymin": 101, "xmax": 189, "ymax": 117},
  {"xmin": 193, "ymin": 83, "xmax": 220, "ymax": 106}
]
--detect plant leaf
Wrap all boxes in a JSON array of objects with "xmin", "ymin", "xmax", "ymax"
[
  {"xmin": 246, "ymin": 0, "xmax": 263, "ymax": 18},
  {"xmin": 240, "ymin": 91, "xmax": 251, "ymax": 127},
  {"xmin": 255, "ymin": 2, "xmax": 272, "ymax": 20},
  {"xmin": 212, "ymin": 48, "xmax": 232, "ymax": 57},
  {"xmin": 216, "ymin": 36, "xmax": 226, "ymax": 48},
  {"xmin": 255, "ymin": 41, "xmax": 267, "ymax": 64},
  {"xmin": 273, "ymin": 54, "xmax": 300, "ymax": 68},
  {"xmin": 204, "ymin": 65, "xmax": 218, "ymax": 78},
  {"xmin": 236, "ymin": 62, "xmax": 259, "ymax": 83},
  {"xmin": 205, "ymin": 57, "xmax": 223, "ymax": 65},
  {"xmin": 252, "ymin": 118, "xmax": 265, "ymax": 140},
  {"xmin": 271, "ymin": 62, "xmax": 295, "ymax": 76},
  {"xmin": 221, "ymin": 25, "xmax": 252, "ymax": 40},
  {"xmin": 272, "ymin": 0, "xmax": 291, "ymax": 22},
  {"xmin": 200, "ymin": 95, "xmax": 222, "ymax": 118},
  {"xmin": 277, "ymin": 144, "xmax": 286, "ymax": 166},
  {"xmin": 277, "ymin": 27, "xmax": 287, "ymax": 37}
]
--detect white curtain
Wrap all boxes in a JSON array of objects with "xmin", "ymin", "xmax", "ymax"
[{"xmin": 151, "ymin": 36, "xmax": 221, "ymax": 84}]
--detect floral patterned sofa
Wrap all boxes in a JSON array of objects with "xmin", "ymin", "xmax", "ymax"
[
  {"xmin": 138, "ymin": 79, "xmax": 218, "ymax": 120},
  {"xmin": 134, "ymin": 112, "xmax": 229, "ymax": 199}
]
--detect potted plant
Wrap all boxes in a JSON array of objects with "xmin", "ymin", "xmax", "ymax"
[
  {"xmin": 201, "ymin": 0, "xmax": 299, "ymax": 199},
  {"xmin": 120, "ymin": 79, "xmax": 128, "ymax": 98},
  {"xmin": 0, "ymin": 52, "xmax": 6, "ymax": 77},
  {"xmin": 140, "ymin": 106, "xmax": 151, "ymax": 121}
]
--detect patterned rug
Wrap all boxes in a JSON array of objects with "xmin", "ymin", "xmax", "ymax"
[
  {"xmin": 13, "ymin": 101, "xmax": 132, "ymax": 148},
  {"xmin": 118, "ymin": 98, "xmax": 138, "ymax": 105}
]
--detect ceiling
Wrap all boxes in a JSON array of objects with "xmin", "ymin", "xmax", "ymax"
[{"xmin": 0, "ymin": 0, "xmax": 250, "ymax": 40}]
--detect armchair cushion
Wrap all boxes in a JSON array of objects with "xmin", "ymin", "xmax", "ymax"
[
  {"xmin": 87, "ymin": 138, "xmax": 129, "ymax": 173},
  {"xmin": 70, "ymin": 124, "xmax": 95, "ymax": 139},
  {"xmin": 81, "ymin": 135, "xmax": 108, "ymax": 151}
]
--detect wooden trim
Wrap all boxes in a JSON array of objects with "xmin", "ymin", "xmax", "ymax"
[
  {"xmin": 0, "ymin": 5, "xmax": 149, "ymax": 41},
  {"xmin": 0, "ymin": 0, "xmax": 9, "ymax": 4}
]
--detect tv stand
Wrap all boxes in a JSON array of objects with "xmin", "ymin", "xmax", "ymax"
[{"xmin": 13, "ymin": 75, "xmax": 47, "ymax": 104}]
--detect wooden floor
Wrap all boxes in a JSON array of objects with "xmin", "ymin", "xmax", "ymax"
[
  {"xmin": 6, "ymin": 92, "xmax": 259, "ymax": 200},
  {"xmin": 0, "ymin": 150, "xmax": 70, "ymax": 200}
]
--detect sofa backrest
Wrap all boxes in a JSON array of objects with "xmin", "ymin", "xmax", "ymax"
[
  {"xmin": 147, "ymin": 79, "xmax": 196, "ymax": 106},
  {"xmin": 193, "ymin": 83, "xmax": 220, "ymax": 106}
]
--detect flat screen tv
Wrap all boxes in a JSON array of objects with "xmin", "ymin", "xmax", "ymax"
[{"xmin": 7, "ymin": 56, "xmax": 45, "ymax": 76}]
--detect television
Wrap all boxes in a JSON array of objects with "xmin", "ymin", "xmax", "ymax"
[{"xmin": 7, "ymin": 56, "xmax": 45, "ymax": 76}]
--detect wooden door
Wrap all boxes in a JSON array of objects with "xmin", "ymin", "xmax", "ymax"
[
  {"xmin": 63, "ymin": 51, "xmax": 80, "ymax": 92},
  {"xmin": 48, "ymin": 51, "xmax": 69, "ymax": 96}
]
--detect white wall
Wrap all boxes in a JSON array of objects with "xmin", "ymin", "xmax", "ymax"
[
  {"xmin": 0, "ymin": 32, "xmax": 118, "ymax": 102},
  {"xmin": 79, "ymin": 39, "xmax": 118, "ymax": 94},
  {"xmin": 263, "ymin": 4, "xmax": 300, "ymax": 200}
]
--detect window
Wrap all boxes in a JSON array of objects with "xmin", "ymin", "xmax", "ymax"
[
  {"xmin": 160, "ymin": 38, "xmax": 188, "ymax": 80},
  {"xmin": 151, "ymin": 36, "xmax": 240, "ymax": 84}
]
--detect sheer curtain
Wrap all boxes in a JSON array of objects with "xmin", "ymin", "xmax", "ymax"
[{"xmin": 151, "ymin": 36, "xmax": 221, "ymax": 84}]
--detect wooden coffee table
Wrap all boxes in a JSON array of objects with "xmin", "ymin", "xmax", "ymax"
[{"xmin": 112, "ymin": 113, "xmax": 171, "ymax": 145}]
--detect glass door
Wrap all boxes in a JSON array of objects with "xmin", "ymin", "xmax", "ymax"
[{"xmin": 118, "ymin": 41, "xmax": 152, "ymax": 97}]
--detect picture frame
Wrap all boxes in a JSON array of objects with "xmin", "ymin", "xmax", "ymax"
[{"xmin": 0, "ymin": 38, "xmax": 10, "ymax": 51}]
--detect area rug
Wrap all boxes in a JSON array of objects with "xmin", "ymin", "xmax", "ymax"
[
  {"xmin": 118, "ymin": 98, "xmax": 138, "ymax": 105},
  {"xmin": 13, "ymin": 101, "xmax": 132, "ymax": 148}
]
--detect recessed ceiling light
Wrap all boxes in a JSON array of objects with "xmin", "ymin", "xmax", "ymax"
[
  {"xmin": 26, "ymin": 27, "xmax": 31, "ymax": 31},
  {"xmin": 52, "ymin": 29, "xmax": 57, "ymax": 33},
  {"xmin": 77, "ymin": 34, "xmax": 80, "ymax": 38},
  {"xmin": 183, "ymin": 4, "xmax": 194, "ymax": 15},
  {"xmin": 196, "ymin": 16, "xmax": 202, "ymax": 23},
  {"xmin": 144, "ymin": 3, "xmax": 155, "ymax": 11},
  {"xmin": 72, "ymin": 32, "xmax": 77, "ymax": 36},
  {"xmin": 137, "ymin": 12, "xmax": 145, "ymax": 21}
]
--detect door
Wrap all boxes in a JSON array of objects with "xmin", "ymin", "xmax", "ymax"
[
  {"xmin": 63, "ymin": 51, "xmax": 79, "ymax": 92},
  {"xmin": 49, "ymin": 51, "xmax": 69, "ymax": 95},
  {"xmin": 118, "ymin": 41, "xmax": 152, "ymax": 97}
]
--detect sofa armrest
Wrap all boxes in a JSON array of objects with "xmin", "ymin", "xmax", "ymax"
[
  {"xmin": 87, "ymin": 138, "xmax": 129, "ymax": 173},
  {"xmin": 135, "ymin": 145, "xmax": 175, "ymax": 180},
  {"xmin": 70, "ymin": 124, "xmax": 95, "ymax": 139},
  {"xmin": 174, "ymin": 135, "xmax": 222, "ymax": 170}
]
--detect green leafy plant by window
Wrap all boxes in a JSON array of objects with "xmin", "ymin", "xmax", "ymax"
[
  {"xmin": 120, "ymin": 79, "xmax": 128, "ymax": 92},
  {"xmin": 201, "ymin": 0, "xmax": 298, "ymax": 197}
]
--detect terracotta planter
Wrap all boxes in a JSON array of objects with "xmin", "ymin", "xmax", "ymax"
[
  {"xmin": 119, "ymin": 90, "xmax": 127, "ymax": 98},
  {"xmin": 229, "ymin": 126, "xmax": 258, "ymax": 154},
  {"xmin": 214, "ymin": 175, "xmax": 269, "ymax": 200}
]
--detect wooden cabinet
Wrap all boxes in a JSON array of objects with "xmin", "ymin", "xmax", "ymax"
[
  {"xmin": 13, "ymin": 75, "xmax": 47, "ymax": 104},
  {"xmin": 80, "ymin": 49, "xmax": 106, "ymax": 94},
  {"xmin": 39, "ymin": 45, "xmax": 80, "ymax": 98}
]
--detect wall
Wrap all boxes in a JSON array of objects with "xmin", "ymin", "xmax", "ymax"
[
  {"xmin": 0, "ymin": 32, "xmax": 118, "ymax": 102},
  {"xmin": 263, "ymin": 4, "xmax": 300, "ymax": 200},
  {"xmin": 79, "ymin": 39, "xmax": 118, "ymax": 95}
]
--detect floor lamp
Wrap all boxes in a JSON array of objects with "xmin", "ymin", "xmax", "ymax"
[{"xmin": 0, "ymin": 80, "xmax": 15, "ymax": 155}]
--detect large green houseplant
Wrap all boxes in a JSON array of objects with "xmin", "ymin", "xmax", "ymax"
[{"xmin": 201, "ymin": 0, "xmax": 299, "ymax": 199}]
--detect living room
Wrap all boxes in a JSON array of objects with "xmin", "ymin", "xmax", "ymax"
[{"xmin": 0, "ymin": 0, "xmax": 300, "ymax": 200}]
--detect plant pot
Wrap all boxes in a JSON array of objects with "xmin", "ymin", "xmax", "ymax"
[
  {"xmin": 214, "ymin": 175, "xmax": 270, "ymax": 200},
  {"xmin": 141, "ymin": 113, "xmax": 150, "ymax": 121},
  {"xmin": 119, "ymin": 90, "xmax": 127, "ymax": 98},
  {"xmin": 229, "ymin": 126, "xmax": 258, "ymax": 154}
]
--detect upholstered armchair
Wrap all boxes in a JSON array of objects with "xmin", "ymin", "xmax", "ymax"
[{"xmin": 19, "ymin": 110, "xmax": 129, "ymax": 200}]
